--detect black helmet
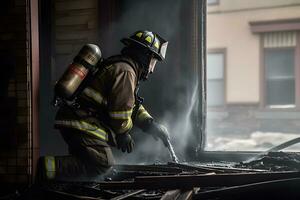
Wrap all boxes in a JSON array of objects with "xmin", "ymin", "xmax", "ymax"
[{"xmin": 121, "ymin": 30, "xmax": 168, "ymax": 61}]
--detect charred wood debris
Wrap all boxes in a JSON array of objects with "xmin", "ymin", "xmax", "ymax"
[{"xmin": 11, "ymin": 152, "xmax": 300, "ymax": 200}]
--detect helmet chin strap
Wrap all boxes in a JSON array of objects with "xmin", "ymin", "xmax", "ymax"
[
  {"xmin": 141, "ymin": 72, "xmax": 149, "ymax": 81},
  {"xmin": 138, "ymin": 53, "xmax": 153, "ymax": 81},
  {"xmin": 140, "ymin": 65, "xmax": 150, "ymax": 81}
]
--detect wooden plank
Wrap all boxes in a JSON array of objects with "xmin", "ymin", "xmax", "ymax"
[
  {"xmin": 176, "ymin": 190, "xmax": 194, "ymax": 200},
  {"xmin": 55, "ymin": 44, "xmax": 73, "ymax": 54},
  {"xmin": 56, "ymin": 31, "xmax": 94, "ymax": 40},
  {"xmin": 43, "ymin": 189, "xmax": 103, "ymax": 200},
  {"xmin": 194, "ymin": 164, "xmax": 267, "ymax": 173},
  {"xmin": 160, "ymin": 190, "xmax": 180, "ymax": 200},
  {"xmin": 56, "ymin": 39, "xmax": 88, "ymax": 45},
  {"xmin": 55, "ymin": 15, "xmax": 93, "ymax": 26},
  {"xmin": 94, "ymin": 171, "xmax": 300, "ymax": 190},
  {"xmin": 193, "ymin": 178, "xmax": 300, "ymax": 199},
  {"xmin": 167, "ymin": 162, "xmax": 225, "ymax": 173},
  {"xmin": 135, "ymin": 171, "xmax": 300, "ymax": 188},
  {"xmin": 55, "ymin": 0, "xmax": 97, "ymax": 11},
  {"xmin": 110, "ymin": 190, "xmax": 145, "ymax": 200},
  {"xmin": 114, "ymin": 164, "xmax": 183, "ymax": 173},
  {"xmin": 56, "ymin": 8, "xmax": 97, "ymax": 17},
  {"xmin": 56, "ymin": 24, "xmax": 89, "ymax": 32}
]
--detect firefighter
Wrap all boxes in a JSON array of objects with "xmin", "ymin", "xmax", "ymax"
[{"xmin": 38, "ymin": 30, "xmax": 170, "ymax": 181}]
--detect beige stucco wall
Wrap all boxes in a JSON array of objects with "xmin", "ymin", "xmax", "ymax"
[
  {"xmin": 208, "ymin": 0, "xmax": 300, "ymax": 13},
  {"xmin": 207, "ymin": 4, "xmax": 300, "ymax": 103}
]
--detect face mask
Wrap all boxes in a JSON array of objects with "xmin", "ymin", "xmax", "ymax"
[{"xmin": 148, "ymin": 58, "xmax": 158, "ymax": 74}]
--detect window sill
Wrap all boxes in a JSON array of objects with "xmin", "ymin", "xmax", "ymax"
[
  {"xmin": 197, "ymin": 150, "xmax": 300, "ymax": 163},
  {"xmin": 197, "ymin": 151, "xmax": 263, "ymax": 163},
  {"xmin": 254, "ymin": 109, "xmax": 300, "ymax": 119}
]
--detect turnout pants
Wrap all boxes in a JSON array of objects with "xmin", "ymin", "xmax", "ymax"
[{"xmin": 38, "ymin": 128, "xmax": 115, "ymax": 181}]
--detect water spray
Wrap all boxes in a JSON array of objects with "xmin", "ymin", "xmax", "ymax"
[
  {"xmin": 162, "ymin": 81, "xmax": 199, "ymax": 163},
  {"xmin": 166, "ymin": 139, "xmax": 179, "ymax": 163}
]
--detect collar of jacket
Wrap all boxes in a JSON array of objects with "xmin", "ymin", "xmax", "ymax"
[{"xmin": 103, "ymin": 55, "xmax": 143, "ymax": 82}]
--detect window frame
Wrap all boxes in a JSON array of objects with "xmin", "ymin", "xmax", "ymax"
[
  {"xmin": 263, "ymin": 47, "xmax": 296, "ymax": 107},
  {"xmin": 260, "ymin": 33, "xmax": 300, "ymax": 110}
]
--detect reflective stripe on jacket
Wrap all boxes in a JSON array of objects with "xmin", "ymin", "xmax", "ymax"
[
  {"xmin": 136, "ymin": 105, "xmax": 152, "ymax": 121},
  {"xmin": 55, "ymin": 120, "xmax": 109, "ymax": 141},
  {"xmin": 45, "ymin": 156, "xmax": 56, "ymax": 180}
]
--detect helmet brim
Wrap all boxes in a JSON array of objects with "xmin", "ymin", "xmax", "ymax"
[{"xmin": 121, "ymin": 38, "xmax": 163, "ymax": 61}]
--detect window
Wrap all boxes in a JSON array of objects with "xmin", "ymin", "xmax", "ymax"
[
  {"xmin": 264, "ymin": 48, "xmax": 295, "ymax": 107},
  {"xmin": 207, "ymin": 52, "xmax": 225, "ymax": 106},
  {"xmin": 263, "ymin": 31, "xmax": 297, "ymax": 108}
]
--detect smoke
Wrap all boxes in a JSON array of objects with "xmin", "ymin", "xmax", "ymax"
[
  {"xmin": 99, "ymin": 0, "xmax": 181, "ymax": 57},
  {"xmin": 114, "ymin": 80, "xmax": 199, "ymax": 164},
  {"xmin": 162, "ymin": 81, "xmax": 199, "ymax": 160}
]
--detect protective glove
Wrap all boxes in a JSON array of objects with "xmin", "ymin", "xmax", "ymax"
[
  {"xmin": 147, "ymin": 121, "xmax": 170, "ymax": 147},
  {"xmin": 116, "ymin": 133, "xmax": 134, "ymax": 153}
]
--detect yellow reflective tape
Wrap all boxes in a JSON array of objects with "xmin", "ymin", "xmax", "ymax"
[
  {"xmin": 109, "ymin": 115, "xmax": 131, "ymax": 120},
  {"xmin": 138, "ymin": 106, "xmax": 146, "ymax": 112},
  {"xmin": 83, "ymin": 87, "xmax": 106, "ymax": 105},
  {"xmin": 136, "ymin": 32, "xmax": 143, "ymax": 38},
  {"xmin": 145, "ymin": 36, "xmax": 152, "ymax": 43},
  {"xmin": 135, "ymin": 105, "xmax": 152, "ymax": 121},
  {"xmin": 154, "ymin": 41, "xmax": 159, "ymax": 49},
  {"xmin": 45, "ymin": 156, "xmax": 55, "ymax": 180},
  {"xmin": 138, "ymin": 111, "xmax": 152, "ymax": 121},
  {"xmin": 139, "ymin": 105, "xmax": 147, "ymax": 110},
  {"xmin": 109, "ymin": 110, "xmax": 133, "ymax": 119},
  {"xmin": 55, "ymin": 120, "xmax": 108, "ymax": 141},
  {"xmin": 121, "ymin": 118, "xmax": 133, "ymax": 131},
  {"xmin": 80, "ymin": 121, "xmax": 108, "ymax": 141},
  {"xmin": 109, "ymin": 110, "xmax": 133, "ymax": 114},
  {"xmin": 85, "ymin": 129, "xmax": 107, "ymax": 141},
  {"xmin": 45, "ymin": 156, "xmax": 55, "ymax": 171}
]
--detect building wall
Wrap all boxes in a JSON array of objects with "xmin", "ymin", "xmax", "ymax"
[
  {"xmin": 206, "ymin": 1, "xmax": 300, "ymax": 150},
  {"xmin": 207, "ymin": 4, "xmax": 300, "ymax": 103},
  {"xmin": 54, "ymin": 0, "xmax": 99, "ymax": 82},
  {"xmin": 0, "ymin": 0, "xmax": 30, "ymax": 184},
  {"xmin": 208, "ymin": 0, "xmax": 300, "ymax": 13}
]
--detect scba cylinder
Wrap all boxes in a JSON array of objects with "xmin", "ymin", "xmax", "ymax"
[{"xmin": 55, "ymin": 44, "xmax": 102, "ymax": 101}]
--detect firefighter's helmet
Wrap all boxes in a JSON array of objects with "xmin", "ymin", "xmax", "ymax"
[{"xmin": 121, "ymin": 30, "xmax": 168, "ymax": 61}]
